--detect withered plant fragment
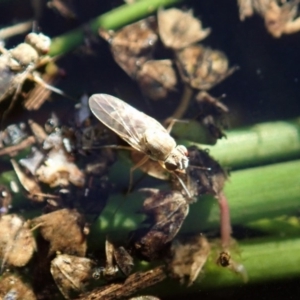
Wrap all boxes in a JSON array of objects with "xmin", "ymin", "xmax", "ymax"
[
  {"xmin": 133, "ymin": 189, "xmax": 189, "ymax": 260},
  {"xmin": 99, "ymin": 18, "xmax": 158, "ymax": 78},
  {"xmin": 0, "ymin": 214, "xmax": 36, "ymax": 268},
  {"xmin": 136, "ymin": 59, "xmax": 177, "ymax": 100},
  {"xmin": 51, "ymin": 253, "xmax": 96, "ymax": 299},
  {"xmin": 31, "ymin": 209, "xmax": 87, "ymax": 256},
  {"xmin": 196, "ymin": 91, "xmax": 229, "ymax": 139},
  {"xmin": 158, "ymin": 8, "xmax": 211, "ymax": 50},
  {"xmin": 19, "ymin": 146, "xmax": 45, "ymax": 175},
  {"xmin": 168, "ymin": 234, "xmax": 210, "ymax": 286},
  {"xmin": 47, "ymin": 0, "xmax": 77, "ymax": 20},
  {"xmin": 176, "ymin": 45, "xmax": 237, "ymax": 91},
  {"xmin": 111, "ymin": 242, "xmax": 134, "ymax": 277},
  {"xmin": 129, "ymin": 297, "xmax": 160, "ymax": 300},
  {"xmin": 0, "ymin": 185, "xmax": 12, "ymax": 215},
  {"xmin": 238, "ymin": 0, "xmax": 300, "ymax": 37},
  {"xmin": 0, "ymin": 123, "xmax": 27, "ymax": 147},
  {"xmin": 28, "ymin": 119, "xmax": 48, "ymax": 144},
  {"xmin": 174, "ymin": 146, "xmax": 228, "ymax": 199},
  {"xmin": 11, "ymin": 159, "xmax": 44, "ymax": 202},
  {"xmin": 35, "ymin": 149, "xmax": 85, "ymax": 187},
  {"xmin": 79, "ymin": 266, "xmax": 166, "ymax": 300},
  {"xmin": 0, "ymin": 273, "xmax": 36, "ymax": 300}
]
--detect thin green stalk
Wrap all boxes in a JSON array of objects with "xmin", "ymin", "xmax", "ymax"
[{"xmin": 49, "ymin": 0, "xmax": 182, "ymax": 56}]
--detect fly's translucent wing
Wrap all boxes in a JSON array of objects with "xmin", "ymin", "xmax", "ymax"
[{"xmin": 88, "ymin": 94, "xmax": 169, "ymax": 153}]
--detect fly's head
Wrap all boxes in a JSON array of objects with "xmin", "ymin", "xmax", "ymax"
[
  {"xmin": 164, "ymin": 145, "xmax": 189, "ymax": 171},
  {"xmin": 143, "ymin": 128, "xmax": 176, "ymax": 161}
]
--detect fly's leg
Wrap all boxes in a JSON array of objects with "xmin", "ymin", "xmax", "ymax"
[{"xmin": 128, "ymin": 154, "xmax": 149, "ymax": 194}]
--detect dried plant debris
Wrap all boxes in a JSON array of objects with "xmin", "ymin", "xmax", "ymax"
[
  {"xmin": 0, "ymin": 214, "xmax": 36, "ymax": 268},
  {"xmin": 99, "ymin": 18, "xmax": 158, "ymax": 78},
  {"xmin": 176, "ymin": 44, "xmax": 237, "ymax": 91},
  {"xmin": 47, "ymin": 0, "xmax": 77, "ymax": 20},
  {"xmin": 172, "ymin": 146, "xmax": 228, "ymax": 199},
  {"xmin": 79, "ymin": 266, "xmax": 166, "ymax": 300},
  {"xmin": 19, "ymin": 146, "xmax": 45, "ymax": 175},
  {"xmin": 31, "ymin": 209, "xmax": 87, "ymax": 256},
  {"xmin": 51, "ymin": 253, "xmax": 96, "ymax": 299},
  {"xmin": 0, "ymin": 32, "xmax": 51, "ymax": 116},
  {"xmin": 238, "ymin": 0, "xmax": 300, "ymax": 37},
  {"xmin": 196, "ymin": 91, "xmax": 229, "ymax": 139},
  {"xmin": 216, "ymin": 251, "xmax": 248, "ymax": 282},
  {"xmin": 28, "ymin": 119, "xmax": 48, "ymax": 145},
  {"xmin": 0, "ymin": 273, "xmax": 36, "ymax": 300},
  {"xmin": 158, "ymin": 8, "xmax": 211, "ymax": 50},
  {"xmin": 0, "ymin": 123, "xmax": 27, "ymax": 147},
  {"xmin": 168, "ymin": 234, "xmax": 210, "ymax": 286},
  {"xmin": 0, "ymin": 185, "xmax": 12, "ymax": 215},
  {"xmin": 11, "ymin": 159, "xmax": 44, "ymax": 202},
  {"xmin": 132, "ymin": 189, "xmax": 189, "ymax": 260},
  {"xmin": 136, "ymin": 59, "xmax": 177, "ymax": 100},
  {"xmin": 129, "ymin": 297, "xmax": 160, "ymax": 300}
]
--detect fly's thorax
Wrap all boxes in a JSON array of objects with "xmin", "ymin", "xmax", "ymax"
[
  {"xmin": 164, "ymin": 145, "xmax": 189, "ymax": 171},
  {"xmin": 9, "ymin": 43, "xmax": 39, "ymax": 70},
  {"xmin": 143, "ymin": 128, "xmax": 176, "ymax": 161}
]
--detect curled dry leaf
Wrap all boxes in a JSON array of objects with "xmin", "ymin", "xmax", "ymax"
[
  {"xmin": 11, "ymin": 158, "xmax": 44, "ymax": 202},
  {"xmin": 0, "ymin": 273, "xmax": 36, "ymax": 300},
  {"xmin": 51, "ymin": 253, "xmax": 96, "ymax": 299},
  {"xmin": 168, "ymin": 234, "xmax": 210, "ymax": 286},
  {"xmin": 31, "ymin": 209, "xmax": 87, "ymax": 256},
  {"xmin": 19, "ymin": 146, "xmax": 45, "ymax": 175},
  {"xmin": 0, "ymin": 185, "xmax": 12, "ymax": 215},
  {"xmin": 136, "ymin": 59, "xmax": 178, "ymax": 100},
  {"xmin": 0, "ymin": 214, "xmax": 36, "ymax": 268},
  {"xmin": 158, "ymin": 8, "xmax": 211, "ymax": 50},
  {"xmin": 132, "ymin": 189, "xmax": 189, "ymax": 260},
  {"xmin": 99, "ymin": 18, "xmax": 158, "ymax": 78},
  {"xmin": 176, "ymin": 44, "xmax": 237, "ymax": 91}
]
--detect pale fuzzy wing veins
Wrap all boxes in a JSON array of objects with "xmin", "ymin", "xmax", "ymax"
[{"xmin": 89, "ymin": 94, "xmax": 167, "ymax": 153}]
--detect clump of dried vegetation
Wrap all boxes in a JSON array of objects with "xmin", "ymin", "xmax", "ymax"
[{"xmin": 1, "ymin": 0, "xmax": 300, "ymax": 299}]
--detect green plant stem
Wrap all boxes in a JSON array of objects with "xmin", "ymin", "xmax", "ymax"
[
  {"xmin": 173, "ymin": 118, "xmax": 300, "ymax": 169},
  {"xmin": 49, "ymin": 0, "xmax": 182, "ymax": 56},
  {"xmin": 87, "ymin": 159, "xmax": 300, "ymax": 246}
]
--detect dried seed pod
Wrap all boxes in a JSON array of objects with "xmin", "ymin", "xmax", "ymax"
[
  {"xmin": 176, "ymin": 44, "xmax": 237, "ymax": 90},
  {"xmin": 31, "ymin": 209, "xmax": 88, "ymax": 256},
  {"xmin": 136, "ymin": 59, "xmax": 177, "ymax": 100},
  {"xmin": 0, "ymin": 185, "xmax": 12, "ymax": 215},
  {"xmin": 168, "ymin": 234, "xmax": 210, "ymax": 286},
  {"xmin": 0, "ymin": 214, "xmax": 36, "ymax": 268},
  {"xmin": 158, "ymin": 8, "xmax": 210, "ymax": 50},
  {"xmin": 51, "ymin": 253, "xmax": 96, "ymax": 299},
  {"xmin": 0, "ymin": 273, "xmax": 36, "ymax": 300},
  {"xmin": 133, "ymin": 189, "xmax": 189, "ymax": 260},
  {"xmin": 196, "ymin": 91, "xmax": 229, "ymax": 139},
  {"xmin": 11, "ymin": 158, "xmax": 44, "ymax": 202},
  {"xmin": 99, "ymin": 18, "xmax": 158, "ymax": 78},
  {"xmin": 28, "ymin": 119, "xmax": 48, "ymax": 144}
]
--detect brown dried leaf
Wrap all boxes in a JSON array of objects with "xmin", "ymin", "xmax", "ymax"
[
  {"xmin": 0, "ymin": 214, "xmax": 36, "ymax": 267},
  {"xmin": 51, "ymin": 254, "xmax": 96, "ymax": 299},
  {"xmin": 99, "ymin": 18, "xmax": 158, "ymax": 78},
  {"xmin": 176, "ymin": 44, "xmax": 237, "ymax": 90},
  {"xmin": 136, "ymin": 59, "xmax": 177, "ymax": 100},
  {"xmin": 168, "ymin": 234, "xmax": 210, "ymax": 286},
  {"xmin": 31, "ymin": 209, "xmax": 87, "ymax": 256},
  {"xmin": 158, "ymin": 8, "xmax": 210, "ymax": 50},
  {"xmin": 0, "ymin": 273, "xmax": 36, "ymax": 300}
]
